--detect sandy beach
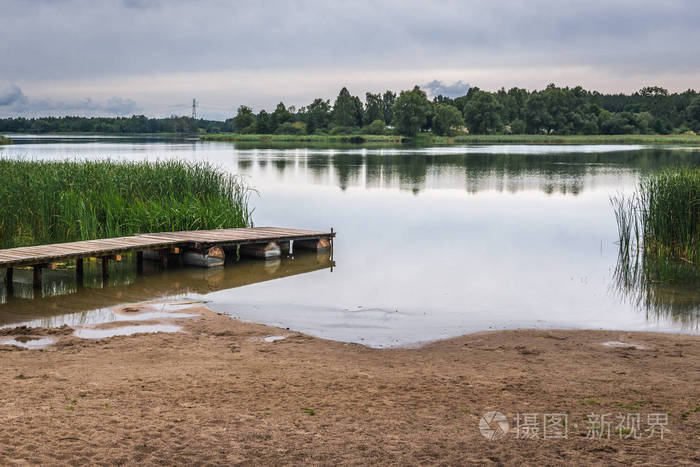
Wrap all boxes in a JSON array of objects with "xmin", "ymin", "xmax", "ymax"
[{"xmin": 0, "ymin": 304, "xmax": 698, "ymax": 465}]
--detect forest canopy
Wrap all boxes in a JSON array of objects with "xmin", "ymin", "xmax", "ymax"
[{"xmin": 2, "ymin": 84, "xmax": 699, "ymax": 137}]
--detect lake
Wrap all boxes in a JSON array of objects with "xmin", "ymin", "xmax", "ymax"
[{"xmin": 1, "ymin": 135, "xmax": 698, "ymax": 347}]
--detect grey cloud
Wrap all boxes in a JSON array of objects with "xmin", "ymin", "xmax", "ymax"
[
  {"xmin": 0, "ymin": 84, "xmax": 139, "ymax": 116},
  {"xmin": 423, "ymin": 80, "xmax": 470, "ymax": 98},
  {"xmin": 2, "ymin": 0, "xmax": 700, "ymax": 81},
  {"xmin": 101, "ymin": 97, "xmax": 140, "ymax": 114},
  {"xmin": 1, "ymin": 0, "xmax": 699, "ymax": 116},
  {"xmin": 122, "ymin": 0, "xmax": 161, "ymax": 9},
  {"xmin": 0, "ymin": 84, "xmax": 27, "ymax": 106}
]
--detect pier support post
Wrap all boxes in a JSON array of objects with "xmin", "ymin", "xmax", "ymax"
[
  {"xmin": 33, "ymin": 265, "xmax": 43, "ymax": 290},
  {"xmin": 76, "ymin": 258, "xmax": 83, "ymax": 286},
  {"xmin": 240, "ymin": 242, "xmax": 281, "ymax": 259},
  {"xmin": 293, "ymin": 237, "xmax": 331, "ymax": 252},
  {"xmin": 101, "ymin": 256, "xmax": 110, "ymax": 283},
  {"xmin": 278, "ymin": 241, "xmax": 290, "ymax": 254},
  {"xmin": 182, "ymin": 246, "xmax": 225, "ymax": 268},
  {"xmin": 4, "ymin": 267, "xmax": 13, "ymax": 295},
  {"xmin": 142, "ymin": 249, "xmax": 171, "ymax": 268}
]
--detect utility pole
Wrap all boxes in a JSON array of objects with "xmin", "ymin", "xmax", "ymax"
[{"xmin": 191, "ymin": 98, "xmax": 197, "ymax": 120}]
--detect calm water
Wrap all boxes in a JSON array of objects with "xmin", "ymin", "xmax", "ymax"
[{"xmin": 1, "ymin": 135, "xmax": 699, "ymax": 347}]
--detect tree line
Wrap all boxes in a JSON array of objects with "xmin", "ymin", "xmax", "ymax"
[
  {"xmin": 2, "ymin": 84, "xmax": 700, "ymax": 136},
  {"xmin": 0, "ymin": 115, "xmax": 226, "ymax": 134}
]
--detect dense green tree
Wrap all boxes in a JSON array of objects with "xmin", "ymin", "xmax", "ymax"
[
  {"xmin": 432, "ymin": 103, "xmax": 464, "ymax": 136},
  {"xmin": 270, "ymin": 102, "xmax": 294, "ymax": 132},
  {"xmin": 503, "ymin": 87, "xmax": 528, "ymax": 122},
  {"xmin": 463, "ymin": 90, "xmax": 503, "ymax": 133},
  {"xmin": 275, "ymin": 121, "xmax": 307, "ymax": 134},
  {"xmin": 300, "ymin": 98, "xmax": 331, "ymax": 133},
  {"xmin": 364, "ymin": 93, "xmax": 384, "ymax": 124},
  {"xmin": 598, "ymin": 110, "xmax": 636, "ymax": 134},
  {"xmin": 391, "ymin": 86, "xmax": 431, "ymax": 136},
  {"xmin": 362, "ymin": 119, "xmax": 388, "ymax": 135},
  {"xmin": 509, "ymin": 119, "xmax": 526, "ymax": 134},
  {"xmin": 332, "ymin": 87, "xmax": 363, "ymax": 127},
  {"xmin": 232, "ymin": 105, "xmax": 255, "ymax": 132},
  {"xmin": 639, "ymin": 86, "xmax": 669, "ymax": 97},
  {"xmin": 688, "ymin": 96, "xmax": 700, "ymax": 131},
  {"xmin": 382, "ymin": 91, "xmax": 396, "ymax": 125},
  {"xmin": 254, "ymin": 110, "xmax": 272, "ymax": 134}
]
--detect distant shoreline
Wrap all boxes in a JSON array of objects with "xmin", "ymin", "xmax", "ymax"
[
  {"xmin": 4, "ymin": 132, "xmax": 700, "ymax": 146},
  {"xmin": 200, "ymin": 133, "xmax": 700, "ymax": 145}
]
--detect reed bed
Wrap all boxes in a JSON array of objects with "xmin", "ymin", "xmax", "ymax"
[
  {"xmin": 0, "ymin": 159, "xmax": 251, "ymax": 248},
  {"xmin": 611, "ymin": 168, "xmax": 699, "ymax": 285},
  {"xmin": 0, "ymin": 135, "xmax": 12, "ymax": 145}
]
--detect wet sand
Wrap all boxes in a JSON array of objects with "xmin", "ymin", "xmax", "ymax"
[{"xmin": 0, "ymin": 304, "xmax": 698, "ymax": 465}]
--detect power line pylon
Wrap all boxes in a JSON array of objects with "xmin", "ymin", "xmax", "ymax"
[{"xmin": 191, "ymin": 99, "xmax": 197, "ymax": 120}]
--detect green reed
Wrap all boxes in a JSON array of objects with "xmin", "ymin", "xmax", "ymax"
[
  {"xmin": 0, "ymin": 159, "xmax": 251, "ymax": 248},
  {"xmin": 612, "ymin": 168, "xmax": 699, "ymax": 285},
  {"xmin": 0, "ymin": 136, "xmax": 12, "ymax": 145}
]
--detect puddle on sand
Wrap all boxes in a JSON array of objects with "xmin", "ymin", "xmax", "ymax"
[
  {"xmin": 0, "ymin": 296, "xmax": 205, "ymax": 331},
  {"xmin": 601, "ymin": 341, "xmax": 648, "ymax": 350},
  {"xmin": 110, "ymin": 302, "xmax": 199, "ymax": 321},
  {"xmin": 263, "ymin": 335, "xmax": 287, "ymax": 342},
  {"xmin": 74, "ymin": 324, "xmax": 182, "ymax": 339},
  {"xmin": 1, "ymin": 336, "xmax": 55, "ymax": 349}
]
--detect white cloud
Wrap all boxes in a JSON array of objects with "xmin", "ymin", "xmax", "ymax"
[{"xmin": 423, "ymin": 80, "xmax": 471, "ymax": 98}]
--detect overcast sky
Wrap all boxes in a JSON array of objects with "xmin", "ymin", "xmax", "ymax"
[{"xmin": 1, "ymin": 0, "xmax": 699, "ymax": 119}]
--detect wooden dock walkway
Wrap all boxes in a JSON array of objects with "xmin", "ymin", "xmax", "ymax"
[{"xmin": 1, "ymin": 227, "xmax": 334, "ymax": 291}]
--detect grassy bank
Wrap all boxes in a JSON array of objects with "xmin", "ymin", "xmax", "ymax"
[
  {"xmin": 436, "ymin": 134, "xmax": 700, "ymax": 145},
  {"xmin": 612, "ymin": 168, "xmax": 699, "ymax": 285},
  {"xmin": 0, "ymin": 159, "xmax": 250, "ymax": 248},
  {"xmin": 0, "ymin": 135, "xmax": 12, "ymax": 145},
  {"xmin": 200, "ymin": 133, "xmax": 404, "ymax": 143}
]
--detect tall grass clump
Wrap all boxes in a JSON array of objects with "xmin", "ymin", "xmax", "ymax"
[
  {"xmin": 612, "ymin": 168, "xmax": 699, "ymax": 285},
  {"xmin": 0, "ymin": 159, "xmax": 251, "ymax": 248},
  {"xmin": 611, "ymin": 168, "xmax": 699, "ymax": 325},
  {"xmin": 0, "ymin": 135, "xmax": 12, "ymax": 145}
]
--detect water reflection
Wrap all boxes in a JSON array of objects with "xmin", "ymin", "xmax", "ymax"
[
  {"xmin": 234, "ymin": 148, "xmax": 700, "ymax": 195},
  {"xmin": 612, "ymin": 253, "xmax": 699, "ymax": 330},
  {"xmin": 0, "ymin": 251, "xmax": 334, "ymax": 328}
]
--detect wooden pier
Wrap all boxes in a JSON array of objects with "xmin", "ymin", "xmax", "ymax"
[{"xmin": 1, "ymin": 227, "xmax": 334, "ymax": 291}]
